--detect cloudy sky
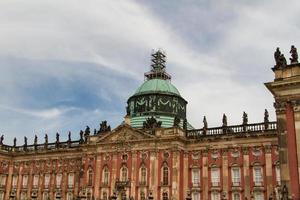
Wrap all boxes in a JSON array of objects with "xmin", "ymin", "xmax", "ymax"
[{"xmin": 0, "ymin": 0, "xmax": 299, "ymax": 144}]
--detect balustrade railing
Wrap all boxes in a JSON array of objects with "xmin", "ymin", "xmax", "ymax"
[
  {"xmin": 186, "ymin": 121, "xmax": 277, "ymax": 138},
  {"xmin": 0, "ymin": 140, "xmax": 81, "ymax": 153}
]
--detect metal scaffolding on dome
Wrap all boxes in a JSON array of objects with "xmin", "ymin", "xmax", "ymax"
[{"xmin": 144, "ymin": 50, "xmax": 172, "ymax": 81}]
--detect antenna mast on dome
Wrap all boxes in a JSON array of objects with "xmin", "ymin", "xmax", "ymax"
[{"xmin": 144, "ymin": 50, "xmax": 171, "ymax": 81}]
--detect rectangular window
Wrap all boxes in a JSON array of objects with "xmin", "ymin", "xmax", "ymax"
[
  {"xmin": 22, "ymin": 175, "xmax": 28, "ymax": 188},
  {"xmin": 33, "ymin": 175, "xmax": 39, "ymax": 188},
  {"xmin": 56, "ymin": 174, "xmax": 62, "ymax": 188},
  {"xmin": 211, "ymin": 192, "xmax": 220, "ymax": 200},
  {"xmin": 0, "ymin": 175, "xmax": 6, "ymax": 187},
  {"xmin": 211, "ymin": 168, "xmax": 220, "ymax": 186},
  {"xmin": 275, "ymin": 165, "xmax": 281, "ymax": 185},
  {"xmin": 0, "ymin": 192, "xmax": 4, "ymax": 200},
  {"xmin": 232, "ymin": 167, "xmax": 241, "ymax": 186},
  {"xmin": 232, "ymin": 193, "xmax": 240, "ymax": 200},
  {"xmin": 12, "ymin": 175, "xmax": 18, "ymax": 188},
  {"xmin": 44, "ymin": 174, "xmax": 50, "ymax": 188},
  {"xmin": 192, "ymin": 169, "xmax": 200, "ymax": 186},
  {"xmin": 193, "ymin": 192, "xmax": 200, "ymax": 200},
  {"xmin": 68, "ymin": 173, "xmax": 74, "ymax": 188},
  {"xmin": 253, "ymin": 167, "xmax": 262, "ymax": 186}
]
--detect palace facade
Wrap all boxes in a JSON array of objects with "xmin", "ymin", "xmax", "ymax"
[{"xmin": 0, "ymin": 48, "xmax": 300, "ymax": 200}]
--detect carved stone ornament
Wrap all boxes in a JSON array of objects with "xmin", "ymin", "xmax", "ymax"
[
  {"xmin": 242, "ymin": 147, "xmax": 249, "ymax": 155},
  {"xmin": 231, "ymin": 150, "xmax": 240, "ymax": 158},
  {"xmin": 192, "ymin": 152, "xmax": 200, "ymax": 160},
  {"xmin": 252, "ymin": 148, "xmax": 262, "ymax": 157},
  {"xmin": 211, "ymin": 151, "xmax": 219, "ymax": 159},
  {"xmin": 163, "ymin": 151, "xmax": 170, "ymax": 160},
  {"xmin": 140, "ymin": 152, "xmax": 148, "ymax": 160},
  {"xmin": 264, "ymin": 145, "xmax": 272, "ymax": 154},
  {"xmin": 143, "ymin": 116, "xmax": 162, "ymax": 130}
]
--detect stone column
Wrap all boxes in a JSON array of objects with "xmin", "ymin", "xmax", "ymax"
[
  {"xmin": 94, "ymin": 154, "xmax": 102, "ymax": 199},
  {"xmin": 292, "ymin": 105, "xmax": 300, "ymax": 185},
  {"xmin": 222, "ymin": 149, "xmax": 229, "ymax": 198},
  {"xmin": 111, "ymin": 153, "xmax": 117, "ymax": 194},
  {"xmin": 172, "ymin": 150, "xmax": 180, "ymax": 200},
  {"xmin": 265, "ymin": 145, "xmax": 273, "ymax": 198},
  {"xmin": 149, "ymin": 151, "xmax": 158, "ymax": 199},
  {"xmin": 202, "ymin": 150, "xmax": 208, "ymax": 200},
  {"xmin": 131, "ymin": 151, "xmax": 137, "ymax": 198},
  {"xmin": 242, "ymin": 147, "xmax": 250, "ymax": 198},
  {"xmin": 16, "ymin": 164, "xmax": 22, "ymax": 200},
  {"xmin": 4, "ymin": 161, "xmax": 13, "ymax": 200},
  {"xmin": 183, "ymin": 151, "xmax": 189, "ymax": 199}
]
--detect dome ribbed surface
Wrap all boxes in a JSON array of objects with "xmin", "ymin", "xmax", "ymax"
[{"xmin": 134, "ymin": 79, "xmax": 181, "ymax": 96}]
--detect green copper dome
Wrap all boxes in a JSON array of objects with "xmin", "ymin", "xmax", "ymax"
[
  {"xmin": 134, "ymin": 79, "xmax": 181, "ymax": 97},
  {"xmin": 126, "ymin": 50, "xmax": 189, "ymax": 129}
]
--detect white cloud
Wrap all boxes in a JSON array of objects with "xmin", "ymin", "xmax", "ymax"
[{"xmin": 0, "ymin": 0, "xmax": 299, "ymax": 141}]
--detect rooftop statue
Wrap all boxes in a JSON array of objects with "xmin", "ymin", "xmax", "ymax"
[
  {"xmin": 290, "ymin": 45, "xmax": 298, "ymax": 63},
  {"xmin": 85, "ymin": 126, "xmax": 90, "ymax": 135},
  {"xmin": 99, "ymin": 121, "xmax": 111, "ymax": 133},
  {"xmin": 13, "ymin": 137, "xmax": 16, "ymax": 147},
  {"xmin": 264, "ymin": 109, "xmax": 269, "ymax": 123},
  {"xmin": 274, "ymin": 47, "xmax": 287, "ymax": 69},
  {"xmin": 203, "ymin": 116, "xmax": 208, "ymax": 129},
  {"xmin": 222, "ymin": 114, "xmax": 227, "ymax": 127},
  {"xmin": 243, "ymin": 111, "xmax": 248, "ymax": 125},
  {"xmin": 68, "ymin": 131, "xmax": 71, "ymax": 142},
  {"xmin": 79, "ymin": 130, "xmax": 84, "ymax": 143},
  {"xmin": 44, "ymin": 134, "xmax": 48, "ymax": 144},
  {"xmin": 34, "ymin": 135, "xmax": 38, "ymax": 145},
  {"xmin": 24, "ymin": 136, "xmax": 28, "ymax": 149},
  {"xmin": 173, "ymin": 115, "xmax": 180, "ymax": 127},
  {"xmin": 44, "ymin": 134, "xmax": 48, "ymax": 149},
  {"xmin": 274, "ymin": 47, "xmax": 281, "ymax": 66},
  {"xmin": 84, "ymin": 126, "xmax": 90, "ymax": 142},
  {"xmin": 56, "ymin": 132, "xmax": 60, "ymax": 143},
  {"xmin": 0, "ymin": 135, "xmax": 3, "ymax": 145}
]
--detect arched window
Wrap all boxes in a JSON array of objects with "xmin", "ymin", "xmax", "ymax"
[
  {"xmin": 121, "ymin": 167, "xmax": 128, "ymax": 182},
  {"xmin": 140, "ymin": 167, "xmax": 147, "ymax": 185},
  {"xmin": 103, "ymin": 166, "xmax": 110, "ymax": 185},
  {"xmin": 162, "ymin": 192, "xmax": 168, "ymax": 200},
  {"xmin": 88, "ymin": 169, "xmax": 93, "ymax": 186},
  {"xmin": 140, "ymin": 191, "xmax": 146, "ymax": 200},
  {"xmin": 163, "ymin": 166, "xmax": 169, "ymax": 185}
]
